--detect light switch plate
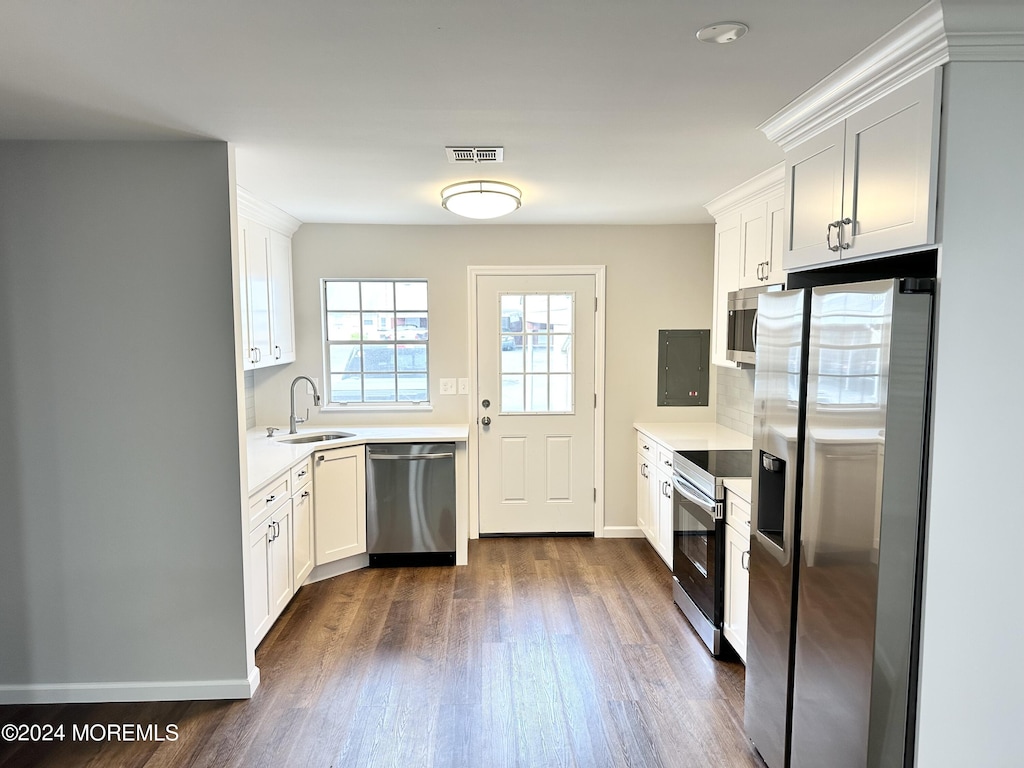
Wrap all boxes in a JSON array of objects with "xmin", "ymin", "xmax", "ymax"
[
  {"xmin": 457, "ymin": 378, "xmax": 469, "ymax": 395},
  {"xmin": 439, "ymin": 378, "xmax": 457, "ymax": 395}
]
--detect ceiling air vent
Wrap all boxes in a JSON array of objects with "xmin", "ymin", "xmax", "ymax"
[{"xmin": 445, "ymin": 146, "xmax": 504, "ymax": 163}]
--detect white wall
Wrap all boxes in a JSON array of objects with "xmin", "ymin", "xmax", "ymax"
[
  {"xmin": 252, "ymin": 223, "xmax": 715, "ymax": 530},
  {"xmin": 0, "ymin": 142, "xmax": 253, "ymax": 702},
  {"xmin": 916, "ymin": 61, "xmax": 1024, "ymax": 765}
]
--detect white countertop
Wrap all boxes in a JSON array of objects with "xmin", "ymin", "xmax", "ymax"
[
  {"xmin": 633, "ymin": 422, "xmax": 752, "ymax": 452},
  {"xmin": 246, "ymin": 425, "xmax": 470, "ymax": 494},
  {"xmin": 724, "ymin": 477, "xmax": 752, "ymax": 502}
]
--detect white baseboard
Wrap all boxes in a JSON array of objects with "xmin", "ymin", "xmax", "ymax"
[
  {"xmin": 601, "ymin": 525, "xmax": 645, "ymax": 538},
  {"xmin": 0, "ymin": 670, "xmax": 259, "ymax": 705}
]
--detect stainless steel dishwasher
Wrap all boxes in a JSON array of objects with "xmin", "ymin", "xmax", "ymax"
[{"xmin": 366, "ymin": 443, "xmax": 456, "ymax": 567}]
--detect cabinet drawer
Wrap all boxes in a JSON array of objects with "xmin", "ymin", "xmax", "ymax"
[
  {"xmin": 727, "ymin": 493, "xmax": 751, "ymax": 535},
  {"xmin": 290, "ymin": 457, "xmax": 312, "ymax": 491},
  {"xmin": 249, "ymin": 476, "xmax": 290, "ymax": 528},
  {"xmin": 656, "ymin": 445, "xmax": 675, "ymax": 475},
  {"xmin": 636, "ymin": 432, "xmax": 655, "ymax": 460}
]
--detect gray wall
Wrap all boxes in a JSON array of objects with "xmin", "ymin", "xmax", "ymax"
[
  {"xmin": 0, "ymin": 142, "xmax": 251, "ymax": 701},
  {"xmin": 916, "ymin": 61, "xmax": 1024, "ymax": 764},
  {"xmin": 252, "ymin": 223, "xmax": 716, "ymax": 531}
]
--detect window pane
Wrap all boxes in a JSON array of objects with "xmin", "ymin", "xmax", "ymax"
[
  {"xmin": 364, "ymin": 373, "xmax": 396, "ymax": 402},
  {"xmin": 331, "ymin": 373, "xmax": 362, "ymax": 403},
  {"xmin": 326, "ymin": 312, "xmax": 361, "ymax": 342},
  {"xmin": 549, "ymin": 294, "xmax": 573, "ymax": 332},
  {"xmin": 396, "ymin": 344, "xmax": 427, "ymax": 372},
  {"xmin": 398, "ymin": 373, "xmax": 428, "ymax": 402},
  {"xmin": 361, "ymin": 282, "xmax": 394, "ymax": 311},
  {"xmin": 550, "ymin": 374, "xmax": 572, "ymax": 411},
  {"xmin": 329, "ymin": 343, "xmax": 361, "ymax": 374},
  {"xmin": 325, "ymin": 281, "xmax": 360, "ymax": 311},
  {"xmin": 501, "ymin": 375, "xmax": 524, "ymax": 412},
  {"xmin": 501, "ymin": 339, "xmax": 524, "ymax": 373},
  {"xmin": 551, "ymin": 335, "xmax": 572, "ymax": 372},
  {"xmin": 396, "ymin": 311, "xmax": 428, "ymax": 340},
  {"xmin": 525, "ymin": 336, "xmax": 548, "ymax": 372},
  {"xmin": 361, "ymin": 344, "xmax": 395, "ymax": 372},
  {"xmin": 361, "ymin": 312, "xmax": 394, "ymax": 340},
  {"xmin": 526, "ymin": 373, "xmax": 548, "ymax": 411},
  {"xmin": 525, "ymin": 294, "xmax": 548, "ymax": 331},
  {"xmin": 395, "ymin": 281, "xmax": 427, "ymax": 310}
]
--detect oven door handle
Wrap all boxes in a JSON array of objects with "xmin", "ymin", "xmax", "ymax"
[{"xmin": 672, "ymin": 474, "xmax": 722, "ymax": 520}]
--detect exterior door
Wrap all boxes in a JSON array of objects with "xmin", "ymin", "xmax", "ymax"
[{"xmin": 475, "ymin": 274, "xmax": 597, "ymax": 534}]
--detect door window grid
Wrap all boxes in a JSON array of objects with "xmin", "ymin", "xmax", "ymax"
[
  {"xmin": 323, "ymin": 280, "xmax": 429, "ymax": 405},
  {"xmin": 498, "ymin": 292, "xmax": 574, "ymax": 414}
]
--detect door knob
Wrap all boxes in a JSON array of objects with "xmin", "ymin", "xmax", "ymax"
[{"xmin": 481, "ymin": 416, "xmax": 492, "ymax": 427}]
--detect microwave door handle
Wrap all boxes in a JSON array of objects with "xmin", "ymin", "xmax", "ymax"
[
  {"xmin": 671, "ymin": 475, "xmax": 720, "ymax": 519},
  {"xmin": 751, "ymin": 310, "xmax": 759, "ymax": 354}
]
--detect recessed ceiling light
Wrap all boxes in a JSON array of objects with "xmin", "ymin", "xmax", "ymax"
[{"xmin": 695, "ymin": 22, "xmax": 748, "ymax": 44}]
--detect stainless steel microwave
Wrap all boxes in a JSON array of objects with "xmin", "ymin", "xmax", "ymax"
[{"xmin": 726, "ymin": 284, "xmax": 783, "ymax": 366}]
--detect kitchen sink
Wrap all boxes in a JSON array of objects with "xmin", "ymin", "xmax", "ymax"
[{"xmin": 279, "ymin": 432, "xmax": 354, "ymax": 444}]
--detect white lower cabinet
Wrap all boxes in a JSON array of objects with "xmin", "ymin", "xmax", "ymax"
[
  {"xmin": 723, "ymin": 491, "xmax": 751, "ymax": 662},
  {"xmin": 247, "ymin": 455, "xmax": 315, "ymax": 647},
  {"xmin": 249, "ymin": 496, "xmax": 294, "ymax": 647},
  {"xmin": 635, "ymin": 430, "xmax": 673, "ymax": 569},
  {"xmin": 313, "ymin": 446, "xmax": 367, "ymax": 565},
  {"xmin": 291, "ymin": 477, "xmax": 315, "ymax": 587}
]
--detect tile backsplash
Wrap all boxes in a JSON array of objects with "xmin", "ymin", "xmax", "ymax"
[
  {"xmin": 244, "ymin": 370, "xmax": 256, "ymax": 429},
  {"xmin": 715, "ymin": 366, "xmax": 754, "ymax": 436}
]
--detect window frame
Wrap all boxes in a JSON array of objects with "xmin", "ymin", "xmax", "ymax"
[{"xmin": 320, "ymin": 278, "xmax": 432, "ymax": 411}]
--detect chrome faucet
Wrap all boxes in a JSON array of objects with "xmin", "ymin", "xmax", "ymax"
[{"xmin": 289, "ymin": 376, "xmax": 322, "ymax": 434}]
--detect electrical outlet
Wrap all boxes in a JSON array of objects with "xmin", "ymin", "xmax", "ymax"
[
  {"xmin": 439, "ymin": 378, "xmax": 457, "ymax": 395},
  {"xmin": 457, "ymin": 378, "xmax": 469, "ymax": 395}
]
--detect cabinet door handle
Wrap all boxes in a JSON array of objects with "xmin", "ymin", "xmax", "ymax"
[
  {"xmin": 826, "ymin": 220, "xmax": 842, "ymax": 252},
  {"xmin": 274, "ymin": 345, "xmax": 282, "ymax": 359},
  {"xmin": 268, "ymin": 522, "xmax": 276, "ymax": 542},
  {"xmin": 838, "ymin": 217, "xmax": 853, "ymax": 250},
  {"xmin": 301, "ymin": 490, "xmax": 310, "ymax": 499},
  {"xmin": 741, "ymin": 551, "xmax": 750, "ymax": 570},
  {"xmin": 266, "ymin": 494, "xmax": 276, "ymax": 504},
  {"xmin": 297, "ymin": 470, "xmax": 307, "ymax": 478}
]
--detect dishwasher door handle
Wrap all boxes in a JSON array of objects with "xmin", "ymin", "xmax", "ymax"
[{"xmin": 368, "ymin": 452, "xmax": 455, "ymax": 461}]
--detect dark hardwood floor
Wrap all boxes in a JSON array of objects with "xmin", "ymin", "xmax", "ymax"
[{"xmin": 0, "ymin": 537, "xmax": 765, "ymax": 767}]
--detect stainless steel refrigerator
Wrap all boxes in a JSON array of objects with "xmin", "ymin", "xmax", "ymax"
[{"xmin": 744, "ymin": 278, "xmax": 933, "ymax": 768}]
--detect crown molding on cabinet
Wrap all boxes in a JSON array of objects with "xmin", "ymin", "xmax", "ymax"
[
  {"xmin": 759, "ymin": 0, "xmax": 1024, "ymax": 152},
  {"xmin": 704, "ymin": 162, "xmax": 784, "ymax": 220},
  {"xmin": 758, "ymin": 1, "xmax": 948, "ymax": 152},
  {"xmin": 946, "ymin": 31, "xmax": 1024, "ymax": 62},
  {"xmin": 237, "ymin": 187, "xmax": 303, "ymax": 235}
]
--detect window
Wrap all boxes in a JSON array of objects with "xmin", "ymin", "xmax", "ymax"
[
  {"xmin": 323, "ymin": 280, "xmax": 429, "ymax": 406},
  {"xmin": 498, "ymin": 292, "xmax": 574, "ymax": 413}
]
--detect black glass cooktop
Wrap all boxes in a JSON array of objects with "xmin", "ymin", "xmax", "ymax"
[{"xmin": 675, "ymin": 449, "xmax": 753, "ymax": 480}]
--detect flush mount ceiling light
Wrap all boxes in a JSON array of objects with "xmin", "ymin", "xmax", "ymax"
[
  {"xmin": 695, "ymin": 21, "xmax": 748, "ymax": 44},
  {"xmin": 440, "ymin": 180, "xmax": 522, "ymax": 220}
]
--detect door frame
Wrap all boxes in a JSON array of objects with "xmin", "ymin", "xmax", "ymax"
[{"xmin": 467, "ymin": 265, "xmax": 607, "ymax": 539}]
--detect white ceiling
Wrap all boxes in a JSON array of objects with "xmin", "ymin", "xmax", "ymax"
[{"xmin": 1, "ymin": 0, "xmax": 929, "ymax": 225}]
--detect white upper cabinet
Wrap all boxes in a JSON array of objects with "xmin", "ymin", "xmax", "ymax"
[
  {"xmin": 237, "ymin": 188, "xmax": 301, "ymax": 371},
  {"xmin": 705, "ymin": 164, "xmax": 785, "ymax": 368},
  {"xmin": 767, "ymin": 64, "xmax": 942, "ymax": 271}
]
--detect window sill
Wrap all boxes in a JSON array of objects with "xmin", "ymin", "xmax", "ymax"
[{"xmin": 320, "ymin": 403, "xmax": 434, "ymax": 413}]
